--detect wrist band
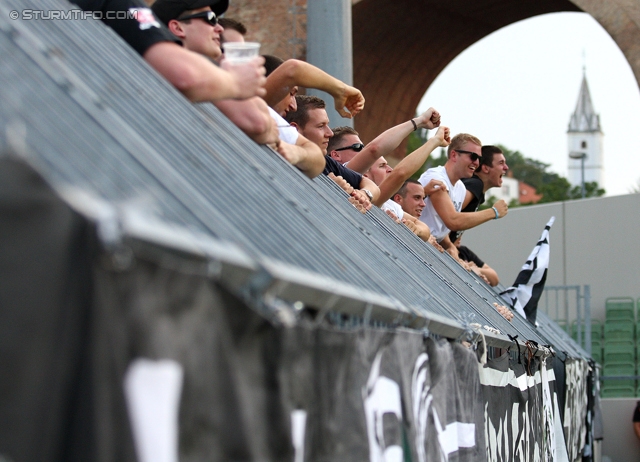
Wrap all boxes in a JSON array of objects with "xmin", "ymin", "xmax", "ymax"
[
  {"xmin": 492, "ymin": 206, "xmax": 499, "ymax": 219},
  {"xmin": 410, "ymin": 119, "xmax": 418, "ymax": 131}
]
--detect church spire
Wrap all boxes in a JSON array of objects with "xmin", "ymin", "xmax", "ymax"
[{"xmin": 568, "ymin": 71, "xmax": 601, "ymax": 133}]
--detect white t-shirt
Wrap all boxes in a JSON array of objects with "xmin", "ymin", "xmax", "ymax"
[
  {"xmin": 381, "ymin": 199, "xmax": 404, "ymax": 220},
  {"xmin": 268, "ymin": 107, "xmax": 298, "ymax": 145},
  {"xmin": 418, "ymin": 165, "xmax": 466, "ymax": 242}
]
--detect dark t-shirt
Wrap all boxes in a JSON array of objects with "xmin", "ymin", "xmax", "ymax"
[
  {"xmin": 633, "ymin": 402, "xmax": 640, "ymax": 422},
  {"xmin": 461, "ymin": 175, "xmax": 485, "ymax": 213},
  {"xmin": 457, "ymin": 245, "xmax": 484, "ymax": 268},
  {"xmin": 323, "ymin": 155, "xmax": 362, "ymax": 190},
  {"xmin": 72, "ymin": 0, "xmax": 176, "ymax": 55}
]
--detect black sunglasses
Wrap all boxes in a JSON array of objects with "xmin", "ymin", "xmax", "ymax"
[
  {"xmin": 334, "ymin": 143, "xmax": 365, "ymax": 152},
  {"xmin": 455, "ymin": 149, "xmax": 481, "ymax": 162},
  {"xmin": 177, "ymin": 11, "xmax": 218, "ymax": 26}
]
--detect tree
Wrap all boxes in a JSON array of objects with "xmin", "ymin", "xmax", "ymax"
[
  {"xmin": 567, "ymin": 181, "xmax": 606, "ymax": 199},
  {"xmin": 497, "ymin": 144, "xmax": 605, "ymax": 205}
]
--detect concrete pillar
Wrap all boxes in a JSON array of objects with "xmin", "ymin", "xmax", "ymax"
[{"xmin": 306, "ymin": 0, "xmax": 353, "ymax": 128}]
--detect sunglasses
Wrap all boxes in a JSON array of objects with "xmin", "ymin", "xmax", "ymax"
[
  {"xmin": 177, "ymin": 11, "xmax": 218, "ymax": 26},
  {"xmin": 455, "ymin": 149, "xmax": 481, "ymax": 162},
  {"xmin": 334, "ymin": 143, "xmax": 365, "ymax": 152}
]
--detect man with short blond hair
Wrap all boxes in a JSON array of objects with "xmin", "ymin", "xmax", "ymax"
[{"xmin": 418, "ymin": 133, "xmax": 508, "ymax": 251}]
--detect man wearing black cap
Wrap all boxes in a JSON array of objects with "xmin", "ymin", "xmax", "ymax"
[
  {"xmin": 151, "ymin": 0, "xmax": 280, "ymax": 146},
  {"xmin": 152, "ymin": 0, "xmax": 326, "ymax": 176},
  {"xmin": 71, "ymin": 0, "xmax": 266, "ymax": 102},
  {"xmin": 152, "ymin": 0, "xmax": 229, "ymax": 58}
]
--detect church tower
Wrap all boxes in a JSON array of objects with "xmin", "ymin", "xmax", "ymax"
[{"xmin": 567, "ymin": 72, "xmax": 604, "ymax": 189}]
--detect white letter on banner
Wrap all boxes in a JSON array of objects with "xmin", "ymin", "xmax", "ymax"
[
  {"xmin": 291, "ymin": 410, "xmax": 307, "ymax": 462},
  {"xmin": 363, "ymin": 351, "xmax": 403, "ymax": 462},
  {"xmin": 412, "ymin": 353, "xmax": 430, "ymax": 462},
  {"xmin": 123, "ymin": 358, "xmax": 183, "ymax": 462}
]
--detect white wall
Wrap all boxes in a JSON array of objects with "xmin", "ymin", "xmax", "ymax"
[
  {"xmin": 600, "ymin": 398, "xmax": 640, "ymax": 462},
  {"xmin": 461, "ymin": 193, "xmax": 640, "ymax": 322}
]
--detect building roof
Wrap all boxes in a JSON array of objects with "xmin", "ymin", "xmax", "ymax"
[
  {"xmin": 567, "ymin": 72, "xmax": 602, "ymax": 133},
  {"xmin": 519, "ymin": 182, "xmax": 543, "ymax": 204}
]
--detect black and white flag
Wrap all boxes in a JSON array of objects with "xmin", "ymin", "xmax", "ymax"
[{"xmin": 501, "ymin": 217, "xmax": 555, "ymax": 325}]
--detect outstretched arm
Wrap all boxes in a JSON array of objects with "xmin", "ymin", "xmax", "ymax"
[
  {"xmin": 401, "ymin": 214, "xmax": 431, "ymax": 242},
  {"xmin": 144, "ymin": 42, "xmax": 266, "ymax": 102},
  {"xmin": 264, "ymin": 59, "xmax": 364, "ymax": 118},
  {"xmin": 373, "ymin": 125, "xmax": 450, "ymax": 206},
  {"xmin": 430, "ymin": 191, "xmax": 508, "ymax": 231},
  {"xmin": 347, "ymin": 107, "xmax": 441, "ymax": 174},
  {"xmin": 275, "ymin": 134, "xmax": 326, "ymax": 178}
]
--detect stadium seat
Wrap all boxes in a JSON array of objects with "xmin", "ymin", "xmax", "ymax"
[
  {"xmin": 604, "ymin": 343, "xmax": 635, "ymax": 363},
  {"xmin": 604, "ymin": 322, "xmax": 635, "ymax": 343},
  {"xmin": 602, "ymin": 382, "xmax": 636, "ymax": 398},
  {"xmin": 606, "ymin": 297, "xmax": 635, "ymax": 322},
  {"xmin": 604, "ymin": 363, "xmax": 636, "ymax": 376}
]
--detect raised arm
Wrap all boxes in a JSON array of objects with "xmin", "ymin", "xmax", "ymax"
[
  {"xmin": 264, "ymin": 59, "xmax": 364, "ymax": 118},
  {"xmin": 347, "ymin": 107, "xmax": 441, "ymax": 174},
  {"xmin": 144, "ymin": 42, "xmax": 266, "ymax": 102},
  {"xmin": 430, "ymin": 190, "xmax": 508, "ymax": 231},
  {"xmin": 373, "ymin": 126, "xmax": 450, "ymax": 207}
]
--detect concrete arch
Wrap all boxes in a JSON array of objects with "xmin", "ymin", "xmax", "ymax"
[{"xmin": 352, "ymin": 0, "xmax": 640, "ymax": 155}]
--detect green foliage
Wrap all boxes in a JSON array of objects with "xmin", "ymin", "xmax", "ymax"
[
  {"xmin": 568, "ymin": 182, "xmax": 606, "ymax": 199},
  {"xmin": 406, "ymin": 125, "xmax": 428, "ymax": 154},
  {"xmin": 496, "ymin": 144, "xmax": 605, "ymax": 205}
]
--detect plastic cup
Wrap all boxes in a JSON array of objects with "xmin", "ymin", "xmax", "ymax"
[{"xmin": 223, "ymin": 42, "xmax": 261, "ymax": 64}]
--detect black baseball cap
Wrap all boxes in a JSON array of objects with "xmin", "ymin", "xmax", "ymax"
[{"xmin": 152, "ymin": 0, "xmax": 229, "ymax": 25}]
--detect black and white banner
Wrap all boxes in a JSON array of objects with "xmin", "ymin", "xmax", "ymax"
[
  {"xmin": 1, "ymin": 239, "xmax": 586, "ymax": 462},
  {"xmin": 563, "ymin": 359, "xmax": 589, "ymax": 461},
  {"xmin": 281, "ymin": 329, "xmax": 486, "ymax": 461},
  {"xmin": 501, "ymin": 217, "xmax": 555, "ymax": 325},
  {"xmin": 0, "ymin": 177, "xmax": 579, "ymax": 462},
  {"xmin": 479, "ymin": 352, "xmax": 570, "ymax": 462}
]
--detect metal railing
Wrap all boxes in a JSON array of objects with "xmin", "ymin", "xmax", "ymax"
[{"xmin": 541, "ymin": 285, "xmax": 592, "ymax": 354}]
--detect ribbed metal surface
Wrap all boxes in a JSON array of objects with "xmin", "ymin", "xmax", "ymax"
[{"xmin": 0, "ymin": 0, "xmax": 583, "ymax": 356}]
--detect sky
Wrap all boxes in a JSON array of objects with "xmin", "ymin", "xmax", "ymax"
[{"xmin": 417, "ymin": 12, "xmax": 640, "ymax": 196}]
